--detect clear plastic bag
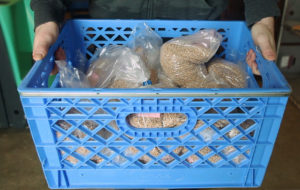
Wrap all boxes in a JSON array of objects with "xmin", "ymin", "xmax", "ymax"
[
  {"xmin": 62, "ymin": 146, "xmax": 93, "ymax": 165},
  {"xmin": 87, "ymin": 45, "xmax": 151, "ymax": 88},
  {"xmin": 161, "ymin": 55, "xmax": 210, "ymax": 87},
  {"xmin": 56, "ymin": 60, "xmax": 90, "ymax": 88},
  {"xmin": 181, "ymin": 71, "xmax": 231, "ymax": 88},
  {"xmin": 155, "ymin": 70, "xmax": 178, "ymax": 88},
  {"xmin": 128, "ymin": 113, "xmax": 187, "ymax": 128},
  {"xmin": 142, "ymin": 69, "xmax": 178, "ymax": 88},
  {"xmin": 160, "ymin": 29, "xmax": 222, "ymax": 87},
  {"xmin": 199, "ymin": 127, "xmax": 216, "ymax": 142},
  {"xmin": 128, "ymin": 23, "xmax": 163, "ymax": 70},
  {"xmin": 207, "ymin": 58, "xmax": 248, "ymax": 88},
  {"xmin": 222, "ymin": 146, "xmax": 249, "ymax": 164},
  {"xmin": 182, "ymin": 56, "xmax": 249, "ymax": 88},
  {"xmin": 161, "ymin": 29, "xmax": 222, "ymax": 64},
  {"xmin": 86, "ymin": 46, "xmax": 121, "ymax": 88},
  {"xmin": 74, "ymin": 49, "xmax": 88, "ymax": 72},
  {"xmin": 186, "ymin": 146, "xmax": 220, "ymax": 164},
  {"xmin": 137, "ymin": 146, "xmax": 184, "ymax": 164}
]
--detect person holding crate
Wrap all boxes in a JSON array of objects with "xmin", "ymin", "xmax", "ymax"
[{"xmin": 30, "ymin": 0, "xmax": 280, "ymax": 75}]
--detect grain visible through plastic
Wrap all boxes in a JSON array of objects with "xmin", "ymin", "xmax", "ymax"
[{"xmin": 128, "ymin": 113, "xmax": 187, "ymax": 128}]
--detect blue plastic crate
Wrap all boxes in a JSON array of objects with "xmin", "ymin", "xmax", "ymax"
[{"xmin": 18, "ymin": 20, "xmax": 291, "ymax": 189}]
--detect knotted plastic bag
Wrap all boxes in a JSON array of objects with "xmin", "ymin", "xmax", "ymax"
[{"xmin": 128, "ymin": 22, "xmax": 163, "ymax": 70}]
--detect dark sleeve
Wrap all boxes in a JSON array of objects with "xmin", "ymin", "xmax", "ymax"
[
  {"xmin": 243, "ymin": 0, "xmax": 280, "ymax": 26},
  {"xmin": 30, "ymin": 0, "xmax": 69, "ymax": 29}
]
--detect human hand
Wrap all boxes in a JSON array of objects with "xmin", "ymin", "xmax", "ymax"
[
  {"xmin": 33, "ymin": 21, "xmax": 66, "ymax": 74},
  {"xmin": 247, "ymin": 17, "xmax": 276, "ymax": 75},
  {"xmin": 33, "ymin": 21, "xmax": 59, "ymax": 61}
]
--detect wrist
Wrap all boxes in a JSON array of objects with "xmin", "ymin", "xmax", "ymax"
[
  {"xmin": 36, "ymin": 21, "xmax": 59, "ymax": 34},
  {"xmin": 35, "ymin": 21, "xmax": 59, "ymax": 42},
  {"xmin": 255, "ymin": 17, "xmax": 275, "ymax": 36}
]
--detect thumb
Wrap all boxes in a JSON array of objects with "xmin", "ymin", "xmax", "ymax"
[
  {"xmin": 33, "ymin": 40, "xmax": 51, "ymax": 61},
  {"xmin": 33, "ymin": 22, "xmax": 59, "ymax": 61}
]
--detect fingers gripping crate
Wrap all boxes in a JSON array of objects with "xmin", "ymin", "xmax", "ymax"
[{"xmin": 18, "ymin": 20, "xmax": 291, "ymax": 189}]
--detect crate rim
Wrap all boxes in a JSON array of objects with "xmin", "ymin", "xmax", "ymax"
[{"xmin": 19, "ymin": 88, "xmax": 290, "ymax": 97}]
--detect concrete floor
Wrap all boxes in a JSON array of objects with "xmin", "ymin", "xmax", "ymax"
[{"xmin": 1, "ymin": 77, "xmax": 300, "ymax": 190}]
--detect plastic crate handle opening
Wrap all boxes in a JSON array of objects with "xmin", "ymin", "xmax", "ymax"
[{"xmin": 116, "ymin": 107, "xmax": 198, "ymax": 138}]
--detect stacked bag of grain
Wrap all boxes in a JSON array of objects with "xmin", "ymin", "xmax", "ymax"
[{"xmin": 160, "ymin": 29, "xmax": 247, "ymax": 88}]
